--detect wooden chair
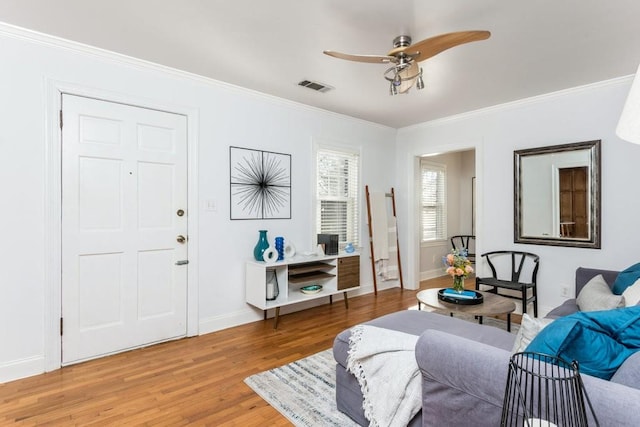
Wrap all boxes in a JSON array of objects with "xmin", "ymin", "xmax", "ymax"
[
  {"xmin": 450, "ymin": 235, "xmax": 476, "ymax": 263},
  {"xmin": 475, "ymin": 251, "xmax": 540, "ymax": 316}
]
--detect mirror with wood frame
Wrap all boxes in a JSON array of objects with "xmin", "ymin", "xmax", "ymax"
[{"xmin": 514, "ymin": 140, "xmax": 601, "ymax": 249}]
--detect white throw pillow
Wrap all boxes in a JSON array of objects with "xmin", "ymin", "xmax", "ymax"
[
  {"xmin": 622, "ymin": 278, "xmax": 640, "ymax": 307},
  {"xmin": 576, "ymin": 274, "xmax": 625, "ymax": 312},
  {"xmin": 511, "ymin": 314, "xmax": 554, "ymax": 353}
]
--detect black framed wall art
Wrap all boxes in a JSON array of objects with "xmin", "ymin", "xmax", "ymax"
[{"xmin": 229, "ymin": 146, "xmax": 291, "ymax": 220}]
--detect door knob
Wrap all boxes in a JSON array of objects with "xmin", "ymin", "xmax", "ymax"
[
  {"xmin": 177, "ymin": 235, "xmax": 186, "ymax": 244},
  {"xmin": 177, "ymin": 209, "xmax": 185, "ymax": 217}
]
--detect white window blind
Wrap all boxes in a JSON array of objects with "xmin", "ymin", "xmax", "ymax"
[
  {"xmin": 421, "ymin": 160, "xmax": 447, "ymax": 241},
  {"xmin": 316, "ymin": 147, "xmax": 360, "ymax": 247}
]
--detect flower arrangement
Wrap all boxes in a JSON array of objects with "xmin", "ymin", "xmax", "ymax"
[{"xmin": 443, "ymin": 249, "xmax": 474, "ymax": 292}]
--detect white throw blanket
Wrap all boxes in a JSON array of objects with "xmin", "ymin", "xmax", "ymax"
[
  {"xmin": 374, "ymin": 217, "xmax": 399, "ymax": 280},
  {"xmin": 370, "ymin": 192, "xmax": 399, "ymax": 281},
  {"xmin": 370, "ymin": 192, "xmax": 389, "ymax": 260},
  {"xmin": 347, "ymin": 325, "xmax": 421, "ymax": 427}
]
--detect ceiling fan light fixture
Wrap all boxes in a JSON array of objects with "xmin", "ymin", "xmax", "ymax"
[
  {"xmin": 393, "ymin": 72, "xmax": 402, "ymax": 86},
  {"xmin": 390, "ymin": 82, "xmax": 398, "ymax": 95},
  {"xmin": 416, "ymin": 69, "xmax": 425, "ymax": 90}
]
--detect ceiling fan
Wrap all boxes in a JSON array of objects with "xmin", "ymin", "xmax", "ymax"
[{"xmin": 323, "ymin": 31, "xmax": 491, "ymax": 95}]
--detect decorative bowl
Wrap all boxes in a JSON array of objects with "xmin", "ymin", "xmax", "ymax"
[{"xmin": 300, "ymin": 285, "xmax": 323, "ymax": 295}]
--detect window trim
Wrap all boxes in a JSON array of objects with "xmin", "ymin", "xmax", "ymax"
[
  {"xmin": 312, "ymin": 141, "xmax": 362, "ymax": 249},
  {"xmin": 420, "ymin": 159, "xmax": 447, "ymax": 243}
]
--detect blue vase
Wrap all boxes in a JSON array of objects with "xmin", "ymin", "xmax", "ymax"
[
  {"xmin": 275, "ymin": 236, "xmax": 285, "ymax": 261},
  {"xmin": 253, "ymin": 230, "xmax": 269, "ymax": 261}
]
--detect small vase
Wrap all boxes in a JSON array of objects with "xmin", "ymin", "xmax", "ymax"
[
  {"xmin": 453, "ymin": 276, "xmax": 465, "ymax": 293},
  {"xmin": 253, "ymin": 230, "xmax": 269, "ymax": 262},
  {"xmin": 275, "ymin": 236, "xmax": 285, "ymax": 261}
]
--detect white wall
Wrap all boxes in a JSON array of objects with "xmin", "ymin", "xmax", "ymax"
[
  {"xmin": 396, "ymin": 77, "xmax": 638, "ymax": 315},
  {"xmin": 0, "ymin": 25, "xmax": 397, "ymax": 382}
]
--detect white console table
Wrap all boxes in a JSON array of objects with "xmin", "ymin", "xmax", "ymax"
[{"xmin": 245, "ymin": 253, "xmax": 360, "ymax": 328}]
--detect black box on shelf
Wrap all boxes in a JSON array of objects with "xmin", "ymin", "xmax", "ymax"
[{"xmin": 317, "ymin": 234, "xmax": 339, "ymax": 255}]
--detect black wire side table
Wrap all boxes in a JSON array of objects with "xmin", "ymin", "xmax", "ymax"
[{"xmin": 501, "ymin": 352, "xmax": 599, "ymax": 427}]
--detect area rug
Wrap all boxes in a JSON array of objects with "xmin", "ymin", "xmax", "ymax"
[{"xmin": 244, "ymin": 349, "xmax": 359, "ymax": 427}]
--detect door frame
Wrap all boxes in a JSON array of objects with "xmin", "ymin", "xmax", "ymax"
[
  {"xmin": 403, "ymin": 140, "xmax": 483, "ymax": 290},
  {"xmin": 44, "ymin": 80, "xmax": 200, "ymax": 372},
  {"xmin": 551, "ymin": 161, "xmax": 589, "ymax": 238}
]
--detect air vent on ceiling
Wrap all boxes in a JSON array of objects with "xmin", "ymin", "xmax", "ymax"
[{"xmin": 298, "ymin": 80, "xmax": 333, "ymax": 93}]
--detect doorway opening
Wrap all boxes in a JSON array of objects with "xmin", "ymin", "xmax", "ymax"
[
  {"xmin": 418, "ymin": 149, "xmax": 476, "ymax": 282},
  {"xmin": 558, "ymin": 166, "xmax": 588, "ymax": 238}
]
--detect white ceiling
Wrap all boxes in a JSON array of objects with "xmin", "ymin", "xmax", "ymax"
[{"xmin": 1, "ymin": 0, "xmax": 640, "ymax": 128}]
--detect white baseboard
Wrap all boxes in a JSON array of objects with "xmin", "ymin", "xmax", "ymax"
[
  {"xmin": 198, "ymin": 307, "xmax": 262, "ymax": 335},
  {"xmin": 199, "ymin": 283, "xmax": 378, "ymax": 334},
  {"xmin": 420, "ymin": 269, "xmax": 446, "ymax": 281},
  {"xmin": 0, "ymin": 355, "xmax": 44, "ymax": 383},
  {"xmin": 0, "ymin": 282, "xmax": 395, "ymax": 384}
]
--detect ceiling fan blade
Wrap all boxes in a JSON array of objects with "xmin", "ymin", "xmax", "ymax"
[
  {"xmin": 323, "ymin": 50, "xmax": 395, "ymax": 64},
  {"xmin": 388, "ymin": 30, "xmax": 491, "ymax": 62}
]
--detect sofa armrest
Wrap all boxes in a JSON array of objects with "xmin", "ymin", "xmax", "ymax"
[
  {"xmin": 416, "ymin": 329, "xmax": 640, "ymax": 427},
  {"xmin": 580, "ymin": 373, "xmax": 640, "ymax": 425},
  {"xmin": 545, "ymin": 299, "xmax": 579, "ymax": 318}
]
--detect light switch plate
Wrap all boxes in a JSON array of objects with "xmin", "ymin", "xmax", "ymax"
[{"xmin": 205, "ymin": 199, "xmax": 217, "ymax": 212}]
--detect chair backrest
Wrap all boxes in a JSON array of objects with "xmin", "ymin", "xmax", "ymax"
[
  {"xmin": 481, "ymin": 251, "xmax": 540, "ymax": 283},
  {"xmin": 450, "ymin": 235, "xmax": 475, "ymax": 256}
]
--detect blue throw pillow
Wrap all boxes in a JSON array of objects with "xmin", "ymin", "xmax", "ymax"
[
  {"xmin": 612, "ymin": 263, "xmax": 640, "ymax": 295},
  {"xmin": 613, "ymin": 307, "xmax": 640, "ymax": 348},
  {"xmin": 525, "ymin": 306, "xmax": 640, "ymax": 380}
]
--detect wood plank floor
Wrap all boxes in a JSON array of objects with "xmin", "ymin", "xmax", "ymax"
[{"xmin": 0, "ymin": 276, "xmax": 518, "ymax": 426}]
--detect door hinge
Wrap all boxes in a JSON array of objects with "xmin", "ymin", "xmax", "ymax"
[
  {"xmin": 59, "ymin": 110, "xmax": 63, "ymax": 129},
  {"xmin": 60, "ymin": 317, "xmax": 63, "ymax": 336}
]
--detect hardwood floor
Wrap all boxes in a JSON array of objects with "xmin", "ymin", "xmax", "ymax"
[{"xmin": 0, "ymin": 276, "xmax": 515, "ymax": 426}]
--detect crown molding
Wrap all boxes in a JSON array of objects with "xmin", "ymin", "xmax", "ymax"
[
  {"xmin": 399, "ymin": 75, "xmax": 634, "ymax": 133},
  {"xmin": 0, "ymin": 21, "xmax": 393, "ymax": 131}
]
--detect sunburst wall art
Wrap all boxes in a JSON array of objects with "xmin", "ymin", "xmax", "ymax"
[{"xmin": 229, "ymin": 147, "xmax": 291, "ymax": 220}]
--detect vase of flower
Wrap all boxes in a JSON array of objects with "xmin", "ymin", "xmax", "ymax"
[
  {"xmin": 453, "ymin": 275, "xmax": 465, "ymax": 293},
  {"xmin": 253, "ymin": 230, "xmax": 269, "ymax": 261},
  {"xmin": 443, "ymin": 249, "xmax": 474, "ymax": 293}
]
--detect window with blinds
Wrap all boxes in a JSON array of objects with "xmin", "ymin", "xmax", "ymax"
[
  {"xmin": 316, "ymin": 147, "xmax": 360, "ymax": 247},
  {"xmin": 421, "ymin": 160, "xmax": 447, "ymax": 241}
]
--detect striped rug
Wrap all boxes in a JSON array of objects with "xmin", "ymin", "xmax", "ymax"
[{"xmin": 244, "ymin": 349, "xmax": 358, "ymax": 427}]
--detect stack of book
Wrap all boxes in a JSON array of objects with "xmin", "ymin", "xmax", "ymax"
[{"xmin": 442, "ymin": 289, "xmax": 477, "ymax": 299}]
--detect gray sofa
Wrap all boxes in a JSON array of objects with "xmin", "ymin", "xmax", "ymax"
[
  {"xmin": 545, "ymin": 266, "xmax": 620, "ymax": 318},
  {"xmin": 333, "ymin": 267, "xmax": 640, "ymax": 426}
]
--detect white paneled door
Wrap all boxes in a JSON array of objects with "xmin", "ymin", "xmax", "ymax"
[{"xmin": 61, "ymin": 94, "xmax": 188, "ymax": 365}]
